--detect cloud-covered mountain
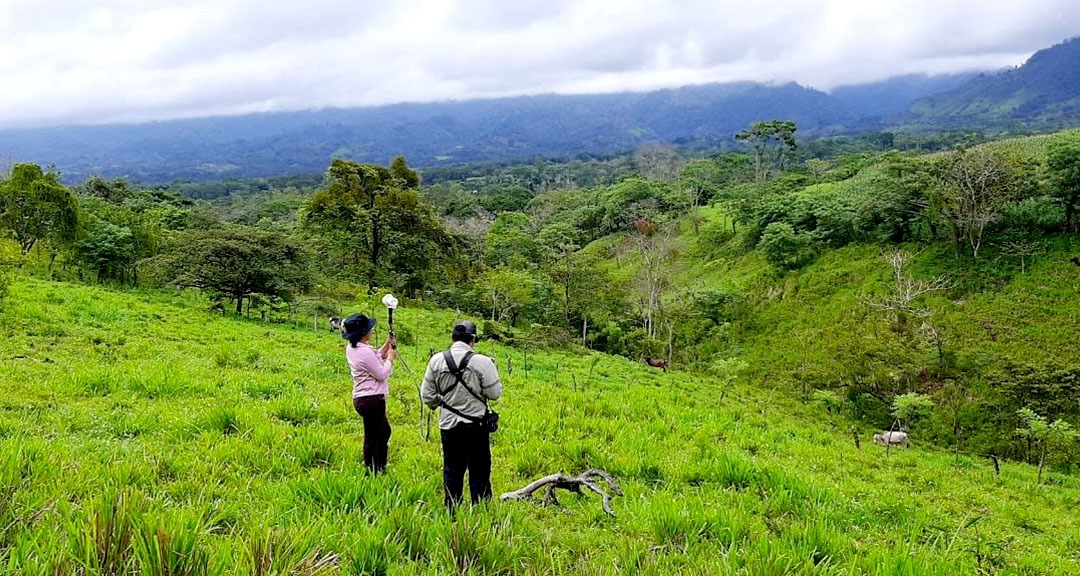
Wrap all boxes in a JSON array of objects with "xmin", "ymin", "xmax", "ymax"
[
  {"xmin": 2, "ymin": 36, "xmax": 1079, "ymax": 184},
  {"xmin": 903, "ymin": 37, "xmax": 1080, "ymax": 130},
  {"xmin": 0, "ymin": 82, "xmax": 856, "ymax": 183},
  {"xmin": 830, "ymin": 73, "xmax": 977, "ymax": 119}
]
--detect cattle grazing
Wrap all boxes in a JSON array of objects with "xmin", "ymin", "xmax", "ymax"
[
  {"xmin": 328, "ymin": 316, "xmax": 345, "ymax": 333},
  {"xmin": 644, "ymin": 357, "xmax": 667, "ymax": 372},
  {"xmin": 873, "ymin": 430, "xmax": 909, "ymax": 449},
  {"xmin": 1071, "ymin": 256, "xmax": 1080, "ymax": 266}
]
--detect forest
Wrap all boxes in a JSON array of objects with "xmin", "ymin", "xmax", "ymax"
[{"xmin": 1, "ymin": 121, "xmax": 1079, "ymax": 573}]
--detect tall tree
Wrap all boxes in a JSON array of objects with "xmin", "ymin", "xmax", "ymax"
[
  {"xmin": 483, "ymin": 212, "xmax": 541, "ymax": 269},
  {"xmin": 628, "ymin": 219, "xmax": 675, "ymax": 339},
  {"xmin": 930, "ymin": 147, "xmax": 1032, "ymax": 258},
  {"xmin": 78, "ymin": 221, "xmax": 135, "ymax": 284},
  {"xmin": 0, "ymin": 163, "xmax": 78, "ymax": 256},
  {"xmin": 153, "ymin": 227, "xmax": 310, "ymax": 314},
  {"xmin": 735, "ymin": 120, "xmax": 798, "ymax": 184},
  {"xmin": 301, "ymin": 157, "xmax": 447, "ymax": 291},
  {"xmin": 1046, "ymin": 134, "xmax": 1080, "ymax": 232}
]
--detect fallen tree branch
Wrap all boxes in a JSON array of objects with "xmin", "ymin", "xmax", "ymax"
[{"xmin": 500, "ymin": 469, "xmax": 622, "ymax": 517}]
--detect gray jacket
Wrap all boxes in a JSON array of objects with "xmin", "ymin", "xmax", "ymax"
[{"xmin": 420, "ymin": 341, "xmax": 502, "ymax": 430}]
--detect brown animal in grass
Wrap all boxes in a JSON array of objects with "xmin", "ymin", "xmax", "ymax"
[
  {"xmin": 645, "ymin": 357, "xmax": 667, "ymax": 372},
  {"xmin": 1071, "ymin": 256, "xmax": 1080, "ymax": 266}
]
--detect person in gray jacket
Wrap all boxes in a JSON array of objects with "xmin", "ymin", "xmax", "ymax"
[{"xmin": 419, "ymin": 320, "xmax": 502, "ymax": 511}]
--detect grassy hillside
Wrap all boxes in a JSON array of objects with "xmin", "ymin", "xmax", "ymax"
[
  {"xmin": 668, "ymin": 190, "xmax": 1080, "ymax": 450},
  {"xmin": 2, "ymin": 276, "xmax": 1079, "ymax": 574}
]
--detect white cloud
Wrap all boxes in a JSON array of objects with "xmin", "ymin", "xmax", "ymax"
[{"xmin": 0, "ymin": 0, "xmax": 1077, "ymax": 127}]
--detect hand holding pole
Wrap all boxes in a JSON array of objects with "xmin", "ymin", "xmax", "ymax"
[{"xmin": 381, "ymin": 294, "xmax": 411, "ymax": 373}]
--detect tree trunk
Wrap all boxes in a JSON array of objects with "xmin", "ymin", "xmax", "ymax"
[
  {"xmin": 667, "ymin": 323, "xmax": 674, "ymax": 367},
  {"xmin": 563, "ymin": 260, "xmax": 571, "ymax": 328},
  {"xmin": 369, "ymin": 212, "xmax": 382, "ymax": 290},
  {"xmin": 235, "ymin": 295, "xmax": 244, "ymax": 315},
  {"xmin": 1038, "ymin": 444, "xmax": 1046, "ymax": 484}
]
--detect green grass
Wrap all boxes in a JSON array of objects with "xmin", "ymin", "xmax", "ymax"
[{"xmin": 1, "ymin": 276, "xmax": 1079, "ymax": 574}]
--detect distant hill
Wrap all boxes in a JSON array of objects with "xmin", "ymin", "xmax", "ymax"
[
  {"xmin": 2, "ymin": 36, "xmax": 1080, "ymax": 184},
  {"xmin": 904, "ymin": 37, "xmax": 1080, "ymax": 130},
  {"xmin": 830, "ymin": 73, "xmax": 977, "ymax": 119},
  {"xmin": 0, "ymin": 82, "xmax": 859, "ymax": 183}
]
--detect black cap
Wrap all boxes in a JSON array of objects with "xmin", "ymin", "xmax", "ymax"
[
  {"xmin": 342, "ymin": 313, "xmax": 377, "ymax": 341},
  {"xmin": 452, "ymin": 320, "xmax": 479, "ymax": 341}
]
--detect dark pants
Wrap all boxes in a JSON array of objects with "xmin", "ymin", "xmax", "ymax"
[
  {"xmin": 353, "ymin": 395, "xmax": 391, "ymax": 473},
  {"xmin": 440, "ymin": 423, "xmax": 492, "ymax": 510}
]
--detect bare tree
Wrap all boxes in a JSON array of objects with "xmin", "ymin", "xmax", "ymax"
[
  {"xmin": 932, "ymin": 147, "xmax": 1031, "ymax": 259},
  {"xmin": 805, "ymin": 158, "xmax": 831, "ymax": 183},
  {"xmin": 444, "ymin": 214, "xmax": 494, "ymax": 262},
  {"xmin": 866, "ymin": 249, "xmax": 952, "ymax": 334},
  {"xmin": 634, "ymin": 142, "xmax": 685, "ymax": 181},
  {"xmin": 627, "ymin": 220, "xmax": 675, "ymax": 338},
  {"xmin": 994, "ymin": 234, "xmax": 1044, "ymax": 273}
]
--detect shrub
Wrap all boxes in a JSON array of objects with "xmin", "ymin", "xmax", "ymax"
[
  {"xmin": 1000, "ymin": 196, "xmax": 1065, "ymax": 232},
  {"xmin": 759, "ymin": 222, "xmax": 813, "ymax": 269}
]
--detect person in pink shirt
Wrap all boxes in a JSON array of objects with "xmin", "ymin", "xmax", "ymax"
[{"xmin": 342, "ymin": 312, "xmax": 397, "ymax": 473}]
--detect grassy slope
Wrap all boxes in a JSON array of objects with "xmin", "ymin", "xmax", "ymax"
[
  {"xmin": 682, "ymin": 232, "xmax": 1080, "ymax": 372},
  {"xmin": 2, "ymin": 277, "xmax": 1079, "ymax": 574}
]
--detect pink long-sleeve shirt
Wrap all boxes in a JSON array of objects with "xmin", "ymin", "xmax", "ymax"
[{"xmin": 346, "ymin": 342, "xmax": 393, "ymax": 398}]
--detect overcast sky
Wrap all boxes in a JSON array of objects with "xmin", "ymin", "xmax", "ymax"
[{"xmin": 1, "ymin": 0, "xmax": 1078, "ymax": 128}]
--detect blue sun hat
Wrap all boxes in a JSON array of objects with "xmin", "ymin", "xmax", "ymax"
[{"xmin": 342, "ymin": 313, "xmax": 377, "ymax": 341}]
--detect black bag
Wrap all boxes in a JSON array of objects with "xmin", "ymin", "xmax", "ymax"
[
  {"xmin": 481, "ymin": 410, "xmax": 500, "ymax": 433},
  {"xmin": 438, "ymin": 350, "xmax": 500, "ymax": 433}
]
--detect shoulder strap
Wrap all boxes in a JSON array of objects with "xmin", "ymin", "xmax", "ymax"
[
  {"xmin": 439, "ymin": 350, "xmax": 487, "ymax": 407},
  {"xmin": 443, "ymin": 350, "xmax": 474, "ymax": 375},
  {"xmin": 436, "ymin": 400, "xmax": 484, "ymax": 423}
]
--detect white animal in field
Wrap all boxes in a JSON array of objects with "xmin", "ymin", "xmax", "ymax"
[
  {"xmin": 873, "ymin": 430, "xmax": 909, "ymax": 449},
  {"xmin": 328, "ymin": 316, "xmax": 345, "ymax": 332}
]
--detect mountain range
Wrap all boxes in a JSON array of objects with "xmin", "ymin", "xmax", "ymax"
[{"xmin": 1, "ymin": 37, "xmax": 1078, "ymax": 184}]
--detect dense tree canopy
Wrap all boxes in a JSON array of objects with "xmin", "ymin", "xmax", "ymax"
[
  {"xmin": 735, "ymin": 120, "xmax": 798, "ymax": 183},
  {"xmin": 301, "ymin": 157, "xmax": 453, "ymax": 293},
  {"xmin": 153, "ymin": 226, "xmax": 310, "ymax": 314},
  {"xmin": 0, "ymin": 163, "xmax": 78, "ymax": 256},
  {"xmin": 1046, "ymin": 133, "xmax": 1080, "ymax": 232}
]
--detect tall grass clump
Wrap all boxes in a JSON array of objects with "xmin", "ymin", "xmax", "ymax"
[
  {"xmin": 0, "ymin": 443, "xmax": 32, "ymax": 553},
  {"xmin": 201, "ymin": 406, "xmax": 244, "ymax": 436},
  {"xmin": 135, "ymin": 510, "xmax": 215, "ymax": 576},
  {"xmin": 377, "ymin": 505, "xmax": 432, "ymax": 563},
  {"xmin": 67, "ymin": 490, "xmax": 145, "ymax": 575},
  {"xmin": 270, "ymin": 395, "xmax": 319, "ymax": 426},
  {"xmin": 291, "ymin": 429, "xmax": 338, "ymax": 469},
  {"xmin": 711, "ymin": 451, "xmax": 759, "ymax": 489},
  {"xmin": 243, "ymin": 525, "xmax": 338, "ymax": 576},
  {"xmin": 291, "ymin": 470, "xmax": 370, "ymax": 512},
  {"xmin": 344, "ymin": 528, "xmax": 392, "ymax": 576},
  {"xmin": 436, "ymin": 513, "xmax": 521, "ymax": 576}
]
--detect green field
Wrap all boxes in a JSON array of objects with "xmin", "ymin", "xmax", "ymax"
[{"xmin": 2, "ymin": 276, "xmax": 1079, "ymax": 575}]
